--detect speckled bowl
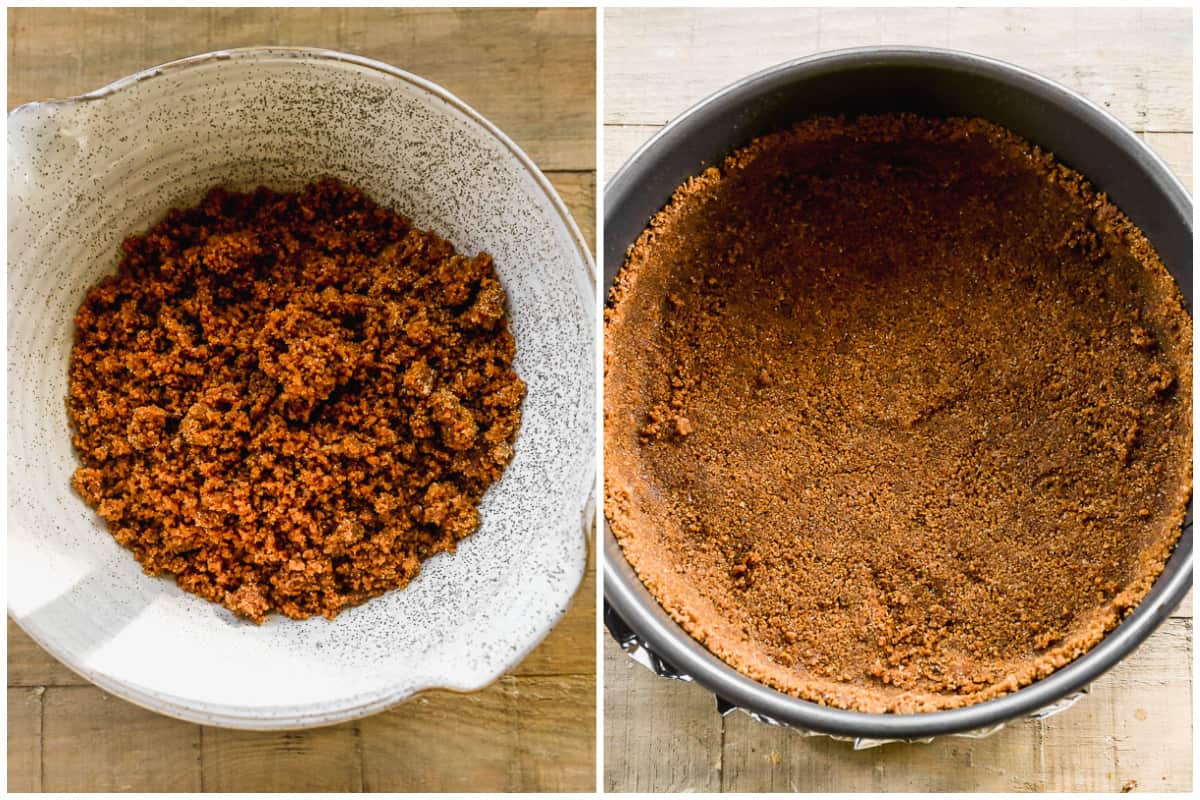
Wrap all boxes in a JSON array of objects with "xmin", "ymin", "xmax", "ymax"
[{"xmin": 8, "ymin": 47, "xmax": 595, "ymax": 729}]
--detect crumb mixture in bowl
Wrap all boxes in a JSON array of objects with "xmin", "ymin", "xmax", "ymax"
[
  {"xmin": 604, "ymin": 114, "xmax": 1192, "ymax": 713},
  {"xmin": 69, "ymin": 178, "xmax": 525, "ymax": 622}
]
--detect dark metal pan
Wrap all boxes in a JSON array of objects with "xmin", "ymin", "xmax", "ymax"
[{"xmin": 603, "ymin": 46, "xmax": 1192, "ymax": 740}]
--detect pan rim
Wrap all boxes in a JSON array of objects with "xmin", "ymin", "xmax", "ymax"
[{"xmin": 602, "ymin": 45, "xmax": 1193, "ymax": 739}]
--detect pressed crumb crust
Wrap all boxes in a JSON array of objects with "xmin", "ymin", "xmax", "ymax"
[
  {"xmin": 604, "ymin": 114, "xmax": 1192, "ymax": 713},
  {"xmin": 69, "ymin": 179, "xmax": 524, "ymax": 622}
]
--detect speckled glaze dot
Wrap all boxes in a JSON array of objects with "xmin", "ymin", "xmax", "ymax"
[{"xmin": 7, "ymin": 47, "xmax": 595, "ymax": 729}]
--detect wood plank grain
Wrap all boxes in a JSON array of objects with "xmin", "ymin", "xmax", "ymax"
[
  {"xmin": 715, "ymin": 617, "xmax": 1192, "ymax": 793},
  {"xmin": 546, "ymin": 171, "xmax": 597, "ymax": 257},
  {"xmin": 41, "ymin": 686, "xmax": 202, "ymax": 792},
  {"xmin": 603, "ymin": 638, "xmax": 722, "ymax": 792},
  {"xmin": 1176, "ymin": 589, "xmax": 1193, "ymax": 619},
  {"xmin": 199, "ymin": 722, "xmax": 362, "ymax": 792},
  {"xmin": 1142, "ymin": 132, "xmax": 1194, "ymax": 191},
  {"xmin": 723, "ymin": 713, "xmax": 1046, "ymax": 793},
  {"xmin": 944, "ymin": 8, "xmax": 1191, "ymax": 133},
  {"xmin": 7, "ymin": 687, "xmax": 44, "ymax": 792},
  {"xmin": 336, "ymin": 7, "xmax": 595, "ymax": 172},
  {"xmin": 603, "ymin": 7, "xmax": 1191, "ymax": 133},
  {"xmin": 1040, "ymin": 617, "xmax": 1192, "ymax": 793},
  {"xmin": 7, "ymin": 620, "xmax": 88, "ymax": 687},
  {"xmin": 722, "ymin": 722, "xmax": 883, "ymax": 794},
  {"xmin": 601, "ymin": 597, "xmax": 1193, "ymax": 793},
  {"xmin": 361, "ymin": 680, "xmax": 519, "ymax": 791},
  {"xmin": 508, "ymin": 674, "xmax": 596, "ymax": 791},
  {"xmin": 7, "ymin": 7, "xmax": 595, "ymax": 171},
  {"xmin": 361, "ymin": 673, "xmax": 594, "ymax": 792}
]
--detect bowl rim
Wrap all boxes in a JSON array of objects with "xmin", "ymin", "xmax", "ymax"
[
  {"xmin": 602, "ymin": 45, "xmax": 1193, "ymax": 740},
  {"xmin": 11, "ymin": 44, "xmax": 595, "ymax": 285},
  {"xmin": 8, "ymin": 45, "xmax": 596, "ymax": 730}
]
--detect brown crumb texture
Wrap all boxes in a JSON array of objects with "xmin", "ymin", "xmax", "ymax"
[
  {"xmin": 604, "ymin": 114, "xmax": 1192, "ymax": 713},
  {"xmin": 68, "ymin": 178, "xmax": 525, "ymax": 622}
]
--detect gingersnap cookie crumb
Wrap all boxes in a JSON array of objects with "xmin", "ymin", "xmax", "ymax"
[
  {"xmin": 69, "ymin": 178, "xmax": 524, "ymax": 622},
  {"xmin": 604, "ymin": 114, "xmax": 1191, "ymax": 713}
]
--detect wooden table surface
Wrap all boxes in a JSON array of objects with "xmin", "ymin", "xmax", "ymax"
[
  {"xmin": 7, "ymin": 7, "xmax": 596, "ymax": 793},
  {"xmin": 603, "ymin": 7, "xmax": 1192, "ymax": 794}
]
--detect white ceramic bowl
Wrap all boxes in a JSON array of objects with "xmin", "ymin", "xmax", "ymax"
[{"xmin": 8, "ymin": 47, "xmax": 595, "ymax": 729}]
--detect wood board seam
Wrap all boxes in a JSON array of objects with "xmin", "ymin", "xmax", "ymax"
[
  {"xmin": 197, "ymin": 723, "xmax": 207, "ymax": 792},
  {"xmin": 1034, "ymin": 712, "xmax": 1047, "ymax": 791},
  {"xmin": 355, "ymin": 718, "xmax": 366, "ymax": 793},
  {"xmin": 718, "ymin": 704, "xmax": 727, "ymax": 791},
  {"xmin": 39, "ymin": 685, "xmax": 46, "ymax": 792},
  {"xmin": 507, "ymin": 675, "xmax": 522, "ymax": 791}
]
